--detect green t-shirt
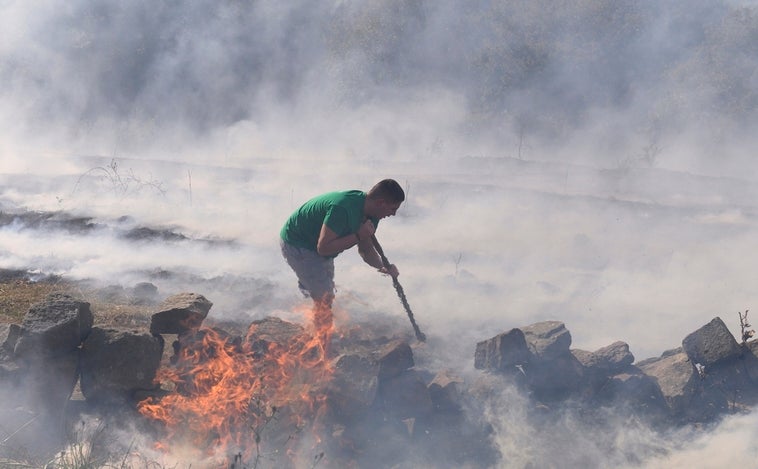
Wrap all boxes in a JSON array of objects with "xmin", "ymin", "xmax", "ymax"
[{"xmin": 280, "ymin": 190, "xmax": 379, "ymax": 256}]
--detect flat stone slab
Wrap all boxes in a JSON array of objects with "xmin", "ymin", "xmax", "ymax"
[
  {"xmin": 573, "ymin": 341, "xmax": 634, "ymax": 374},
  {"xmin": 150, "ymin": 292, "xmax": 213, "ymax": 335}
]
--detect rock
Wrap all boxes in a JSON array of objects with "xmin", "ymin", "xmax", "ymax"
[
  {"xmin": 505, "ymin": 321, "xmax": 584, "ymax": 401},
  {"xmin": 474, "ymin": 328, "xmax": 530, "ymax": 372},
  {"xmin": 244, "ymin": 317, "xmax": 309, "ymax": 363},
  {"xmin": 80, "ymin": 327, "xmax": 164, "ymax": 404},
  {"xmin": 0, "ymin": 360, "xmax": 22, "ymax": 387},
  {"xmin": 328, "ymin": 353, "xmax": 380, "ymax": 419},
  {"xmin": 324, "ymin": 335, "xmax": 419, "ymax": 420},
  {"xmin": 573, "ymin": 343, "xmax": 638, "ymax": 401},
  {"xmin": 574, "ymin": 341, "xmax": 634, "ymax": 374},
  {"xmin": 373, "ymin": 339, "xmax": 414, "ymax": 380},
  {"xmin": 596, "ymin": 367, "xmax": 669, "ymax": 417},
  {"xmin": 377, "ymin": 369, "xmax": 434, "ymax": 419},
  {"xmin": 0, "ymin": 324, "xmax": 22, "ymax": 387},
  {"xmin": 428, "ymin": 369, "xmax": 464, "ymax": 412},
  {"xmin": 521, "ymin": 321, "xmax": 572, "ymax": 359},
  {"xmin": 742, "ymin": 340, "xmax": 758, "ymax": 382},
  {"xmin": 14, "ymin": 293, "xmax": 93, "ymax": 358},
  {"xmin": 637, "ymin": 350, "xmax": 697, "ymax": 417},
  {"xmin": 246, "ymin": 316, "xmax": 306, "ymax": 347},
  {"xmin": 682, "ymin": 317, "xmax": 741, "ymax": 368},
  {"xmin": 130, "ymin": 282, "xmax": 159, "ymax": 304},
  {"xmin": 572, "ymin": 348, "xmax": 593, "ymax": 363},
  {"xmin": 95, "ymin": 284, "xmax": 128, "ymax": 303},
  {"xmin": 1, "ymin": 323, "xmax": 21, "ymax": 354},
  {"xmin": 637, "ymin": 347, "xmax": 738, "ymax": 423},
  {"xmin": 150, "ymin": 292, "xmax": 213, "ymax": 335},
  {"xmin": 475, "ymin": 322, "xmax": 582, "ymax": 401},
  {"xmin": 468, "ymin": 372, "xmax": 519, "ymax": 402},
  {"xmin": 687, "ymin": 343, "xmax": 758, "ymax": 419},
  {"xmin": 22, "ymin": 350, "xmax": 80, "ymax": 418},
  {"xmin": 523, "ymin": 352, "xmax": 584, "ymax": 402},
  {"xmin": 746, "ymin": 339, "xmax": 758, "ymax": 355}
]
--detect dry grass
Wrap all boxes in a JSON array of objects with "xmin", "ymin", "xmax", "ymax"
[
  {"xmin": 0, "ymin": 276, "xmax": 154, "ymax": 329},
  {"xmin": 0, "ymin": 278, "xmax": 74, "ymax": 324}
]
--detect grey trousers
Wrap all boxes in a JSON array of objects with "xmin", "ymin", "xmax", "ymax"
[{"xmin": 280, "ymin": 239, "xmax": 335, "ymax": 304}]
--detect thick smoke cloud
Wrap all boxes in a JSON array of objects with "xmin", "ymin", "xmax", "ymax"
[
  {"xmin": 1, "ymin": 0, "xmax": 756, "ymax": 167},
  {"xmin": 2, "ymin": 0, "xmax": 757, "ymax": 373},
  {"xmin": 2, "ymin": 1, "xmax": 758, "ymax": 467}
]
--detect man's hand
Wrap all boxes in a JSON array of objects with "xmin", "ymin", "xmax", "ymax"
[{"xmin": 379, "ymin": 263, "xmax": 399, "ymax": 278}]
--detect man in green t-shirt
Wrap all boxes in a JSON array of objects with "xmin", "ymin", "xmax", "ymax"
[{"xmin": 280, "ymin": 179, "xmax": 405, "ymax": 334}]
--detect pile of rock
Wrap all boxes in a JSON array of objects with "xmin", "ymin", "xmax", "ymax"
[
  {"xmin": 0, "ymin": 291, "xmax": 493, "ymax": 467},
  {"xmin": 473, "ymin": 317, "xmax": 758, "ymax": 425},
  {"xmin": 1, "ymin": 292, "xmax": 165, "ymax": 413},
  {"xmin": 3, "ymin": 290, "xmax": 758, "ymax": 467}
]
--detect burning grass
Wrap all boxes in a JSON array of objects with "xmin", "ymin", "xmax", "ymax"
[
  {"xmin": 1, "ymin": 272, "xmax": 340, "ymax": 467},
  {"xmin": 137, "ymin": 317, "xmax": 335, "ymax": 467}
]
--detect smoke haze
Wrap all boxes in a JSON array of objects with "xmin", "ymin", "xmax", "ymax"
[{"xmin": 2, "ymin": 1, "xmax": 758, "ymax": 467}]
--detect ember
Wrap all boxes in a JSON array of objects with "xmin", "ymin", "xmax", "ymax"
[{"xmin": 137, "ymin": 307, "xmax": 334, "ymax": 466}]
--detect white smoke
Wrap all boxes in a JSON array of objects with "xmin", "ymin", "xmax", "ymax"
[{"xmin": 2, "ymin": 1, "xmax": 758, "ymax": 467}]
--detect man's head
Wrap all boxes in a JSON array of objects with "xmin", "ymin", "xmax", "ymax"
[
  {"xmin": 366, "ymin": 179, "xmax": 405, "ymax": 219},
  {"xmin": 368, "ymin": 179, "xmax": 405, "ymax": 203}
]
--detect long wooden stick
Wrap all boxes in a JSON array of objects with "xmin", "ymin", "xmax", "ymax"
[{"xmin": 371, "ymin": 235, "xmax": 426, "ymax": 342}]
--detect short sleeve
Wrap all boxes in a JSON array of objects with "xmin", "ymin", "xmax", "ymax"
[{"xmin": 323, "ymin": 205, "xmax": 349, "ymax": 236}]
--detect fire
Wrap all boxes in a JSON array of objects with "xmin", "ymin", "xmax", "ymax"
[{"xmin": 137, "ymin": 306, "xmax": 335, "ymax": 465}]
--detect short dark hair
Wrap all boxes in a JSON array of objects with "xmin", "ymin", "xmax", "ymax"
[{"xmin": 367, "ymin": 179, "xmax": 405, "ymax": 203}]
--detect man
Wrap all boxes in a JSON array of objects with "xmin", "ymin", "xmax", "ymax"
[{"xmin": 280, "ymin": 179, "xmax": 404, "ymax": 334}]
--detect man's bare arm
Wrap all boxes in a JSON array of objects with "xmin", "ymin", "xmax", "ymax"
[
  {"xmin": 358, "ymin": 236, "xmax": 399, "ymax": 277},
  {"xmin": 316, "ymin": 224, "xmax": 359, "ymax": 257},
  {"xmin": 357, "ymin": 236, "xmax": 384, "ymax": 269}
]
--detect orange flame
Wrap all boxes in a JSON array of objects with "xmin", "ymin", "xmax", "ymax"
[{"xmin": 137, "ymin": 307, "xmax": 335, "ymax": 465}]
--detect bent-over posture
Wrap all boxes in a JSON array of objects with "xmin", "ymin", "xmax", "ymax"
[{"xmin": 280, "ymin": 179, "xmax": 405, "ymax": 336}]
